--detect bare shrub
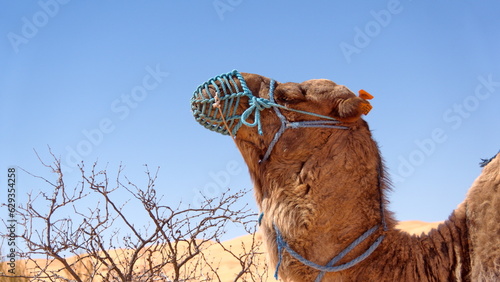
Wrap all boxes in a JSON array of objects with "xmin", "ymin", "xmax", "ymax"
[{"xmin": 0, "ymin": 150, "xmax": 268, "ymax": 281}]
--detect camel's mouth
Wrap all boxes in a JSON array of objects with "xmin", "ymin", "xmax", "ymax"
[{"xmin": 191, "ymin": 70, "xmax": 252, "ymax": 136}]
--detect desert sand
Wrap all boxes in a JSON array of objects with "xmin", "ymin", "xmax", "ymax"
[{"xmin": 5, "ymin": 220, "xmax": 441, "ymax": 281}]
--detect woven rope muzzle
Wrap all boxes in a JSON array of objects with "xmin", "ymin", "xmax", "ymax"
[{"xmin": 191, "ymin": 70, "xmax": 260, "ymax": 136}]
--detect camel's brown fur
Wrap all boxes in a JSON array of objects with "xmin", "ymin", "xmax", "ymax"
[{"xmin": 196, "ymin": 72, "xmax": 500, "ymax": 281}]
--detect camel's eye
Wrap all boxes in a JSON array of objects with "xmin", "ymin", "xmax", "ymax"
[
  {"xmin": 277, "ymin": 95, "xmax": 298, "ymax": 104},
  {"xmin": 274, "ymin": 83, "xmax": 306, "ymax": 105},
  {"xmin": 276, "ymin": 93, "xmax": 303, "ymax": 105}
]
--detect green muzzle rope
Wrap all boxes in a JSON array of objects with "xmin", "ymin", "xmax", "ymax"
[{"xmin": 191, "ymin": 70, "xmax": 348, "ymax": 162}]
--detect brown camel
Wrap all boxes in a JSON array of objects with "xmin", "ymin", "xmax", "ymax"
[{"xmin": 191, "ymin": 71, "xmax": 500, "ymax": 281}]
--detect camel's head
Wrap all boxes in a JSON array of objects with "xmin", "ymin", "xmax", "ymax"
[{"xmin": 191, "ymin": 70, "xmax": 374, "ymax": 165}]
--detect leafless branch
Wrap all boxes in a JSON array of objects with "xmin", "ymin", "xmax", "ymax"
[{"xmin": 0, "ymin": 151, "xmax": 269, "ymax": 281}]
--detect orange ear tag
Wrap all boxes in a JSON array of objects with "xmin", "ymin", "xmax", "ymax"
[
  {"xmin": 358, "ymin": 89, "xmax": 373, "ymax": 115},
  {"xmin": 358, "ymin": 89, "xmax": 374, "ymax": 100}
]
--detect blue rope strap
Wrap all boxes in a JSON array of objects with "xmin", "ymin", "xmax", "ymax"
[
  {"xmin": 261, "ymin": 81, "xmax": 347, "ymax": 162},
  {"xmin": 240, "ymin": 96, "xmax": 273, "ymax": 135},
  {"xmin": 258, "ymin": 212, "xmax": 264, "ymax": 226},
  {"xmin": 479, "ymin": 151, "xmax": 499, "ymax": 167},
  {"xmin": 273, "ymin": 223, "xmax": 385, "ymax": 281}
]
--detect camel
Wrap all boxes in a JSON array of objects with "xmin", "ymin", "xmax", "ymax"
[{"xmin": 191, "ymin": 71, "xmax": 500, "ymax": 281}]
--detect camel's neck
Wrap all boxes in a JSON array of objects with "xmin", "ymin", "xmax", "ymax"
[
  {"xmin": 367, "ymin": 209, "xmax": 470, "ymax": 281},
  {"xmin": 240, "ymin": 123, "xmax": 394, "ymax": 279},
  {"xmin": 255, "ymin": 123, "xmax": 393, "ymax": 235},
  {"xmin": 238, "ymin": 123, "xmax": 471, "ymax": 280}
]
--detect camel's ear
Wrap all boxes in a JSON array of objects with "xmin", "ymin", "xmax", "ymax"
[{"xmin": 331, "ymin": 94, "xmax": 373, "ymax": 122}]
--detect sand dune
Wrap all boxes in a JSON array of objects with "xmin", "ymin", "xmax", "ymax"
[
  {"xmin": 5, "ymin": 220, "xmax": 441, "ymax": 281},
  {"xmin": 396, "ymin": 220, "xmax": 443, "ymax": 235}
]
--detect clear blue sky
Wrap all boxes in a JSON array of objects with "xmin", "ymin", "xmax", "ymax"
[{"xmin": 1, "ymin": 1, "xmax": 500, "ymax": 245}]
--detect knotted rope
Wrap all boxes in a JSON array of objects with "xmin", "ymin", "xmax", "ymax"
[{"xmin": 240, "ymin": 96, "xmax": 273, "ymax": 135}]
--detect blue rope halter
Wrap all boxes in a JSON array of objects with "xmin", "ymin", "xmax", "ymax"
[
  {"xmin": 270, "ymin": 166, "xmax": 389, "ymax": 281},
  {"xmin": 273, "ymin": 223, "xmax": 385, "ymax": 281},
  {"xmin": 191, "ymin": 70, "xmax": 348, "ymax": 162},
  {"xmin": 261, "ymin": 79, "xmax": 347, "ymax": 162}
]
